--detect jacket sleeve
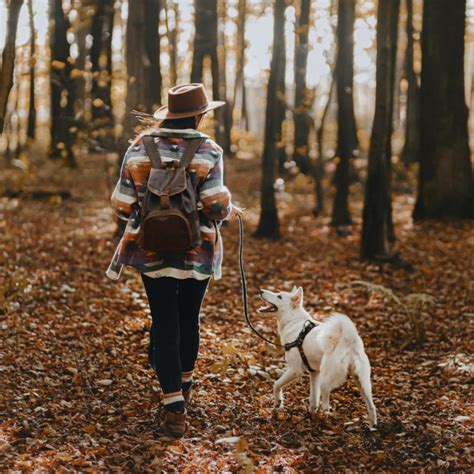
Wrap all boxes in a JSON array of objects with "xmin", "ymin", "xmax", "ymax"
[
  {"xmin": 198, "ymin": 150, "xmax": 232, "ymax": 221},
  {"xmin": 111, "ymin": 148, "xmax": 138, "ymax": 221}
]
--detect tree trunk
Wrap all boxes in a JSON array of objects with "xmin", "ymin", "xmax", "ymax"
[
  {"xmin": 145, "ymin": 0, "xmax": 162, "ymax": 111},
  {"xmin": 254, "ymin": 0, "xmax": 286, "ymax": 239},
  {"xmin": 332, "ymin": 0, "xmax": 357, "ymax": 227},
  {"xmin": 276, "ymin": 5, "xmax": 287, "ymax": 174},
  {"xmin": 360, "ymin": 0, "xmax": 400, "ymax": 260},
  {"xmin": 27, "ymin": 0, "xmax": 36, "ymax": 140},
  {"xmin": 121, "ymin": 0, "xmax": 151, "ymax": 155},
  {"xmin": 164, "ymin": 0, "xmax": 178, "ymax": 86},
  {"xmin": 218, "ymin": 0, "xmax": 233, "ymax": 156},
  {"xmin": 413, "ymin": 0, "xmax": 473, "ymax": 218},
  {"xmin": 401, "ymin": 0, "xmax": 420, "ymax": 164},
  {"xmin": 0, "ymin": 0, "xmax": 24, "ymax": 134},
  {"xmin": 292, "ymin": 0, "xmax": 311, "ymax": 175},
  {"xmin": 231, "ymin": 0, "xmax": 248, "ymax": 131},
  {"xmin": 50, "ymin": 0, "xmax": 76, "ymax": 166},
  {"xmin": 90, "ymin": 0, "xmax": 114, "ymax": 124}
]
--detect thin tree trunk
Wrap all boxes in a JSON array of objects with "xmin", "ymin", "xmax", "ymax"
[
  {"xmin": 90, "ymin": 0, "xmax": 114, "ymax": 123},
  {"xmin": 27, "ymin": 0, "xmax": 36, "ymax": 140},
  {"xmin": 292, "ymin": 0, "xmax": 311, "ymax": 175},
  {"xmin": 121, "ymin": 0, "xmax": 149, "ymax": 156},
  {"xmin": 255, "ymin": 0, "xmax": 285, "ymax": 239},
  {"xmin": 401, "ymin": 0, "xmax": 420, "ymax": 163},
  {"xmin": 313, "ymin": 67, "xmax": 336, "ymax": 216},
  {"xmin": 276, "ymin": 4, "xmax": 287, "ymax": 174},
  {"xmin": 50, "ymin": 0, "xmax": 76, "ymax": 166},
  {"xmin": 231, "ymin": 0, "xmax": 248, "ymax": 131},
  {"xmin": 332, "ymin": 0, "xmax": 357, "ymax": 227},
  {"xmin": 218, "ymin": 0, "xmax": 233, "ymax": 156},
  {"xmin": 360, "ymin": 0, "xmax": 400, "ymax": 260},
  {"xmin": 164, "ymin": 0, "xmax": 178, "ymax": 86},
  {"xmin": 145, "ymin": 0, "xmax": 162, "ymax": 111},
  {"xmin": 413, "ymin": 0, "xmax": 473, "ymax": 218},
  {"xmin": 0, "ymin": 0, "xmax": 24, "ymax": 134},
  {"xmin": 191, "ymin": 0, "xmax": 223, "ymax": 143}
]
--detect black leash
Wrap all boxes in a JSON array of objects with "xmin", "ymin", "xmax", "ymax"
[
  {"xmin": 237, "ymin": 215, "xmax": 284, "ymax": 348},
  {"xmin": 237, "ymin": 215, "xmax": 318, "ymax": 372}
]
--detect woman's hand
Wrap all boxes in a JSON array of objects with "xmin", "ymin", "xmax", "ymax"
[{"xmin": 226, "ymin": 204, "xmax": 246, "ymax": 220}]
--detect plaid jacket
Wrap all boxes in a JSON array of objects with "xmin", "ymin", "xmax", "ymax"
[{"xmin": 106, "ymin": 128, "xmax": 232, "ymax": 280}]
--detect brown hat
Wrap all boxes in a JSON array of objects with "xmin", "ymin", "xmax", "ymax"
[{"xmin": 153, "ymin": 83, "xmax": 225, "ymax": 120}]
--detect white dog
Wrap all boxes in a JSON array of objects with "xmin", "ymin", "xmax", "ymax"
[{"xmin": 258, "ymin": 286, "xmax": 377, "ymax": 427}]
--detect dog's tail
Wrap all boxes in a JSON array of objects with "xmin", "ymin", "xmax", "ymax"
[{"xmin": 317, "ymin": 313, "xmax": 362, "ymax": 392}]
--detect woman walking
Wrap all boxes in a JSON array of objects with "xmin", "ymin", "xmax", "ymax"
[{"xmin": 108, "ymin": 83, "xmax": 240, "ymax": 437}]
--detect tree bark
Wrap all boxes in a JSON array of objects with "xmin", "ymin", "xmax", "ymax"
[
  {"xmin": 231, "ymin": 0, "xmax": 248, "ymax": 131},
  {"xmin": 90, "ymin": 0, "xmax": 114, "ymax": 124},
  {"xmin": 0, "ymin": 0, "xmax": 24, "ymax": 134},
  {"xmin": 276, "ymin": 4, "xmax": 287, "ymax": 174},
  {"xmin": 292, "ymin": 0, "xmax": 311, "ymax": 175},
  {"xmin": 401, "ymin": 0, "xmax": 420, "ymax": 164},
  {"xmin": 191, "ymin": 0, "xmax": 223, "ymax": 144},
  {"xmin": 121, "ymin": 0, "xmax": 151, "ymax": 154},
  {"xmin": 27, "ymin": 0, "xmax": 36, "ymax": 140},
  {"xmin": 360, "ymin": 0, "xmax": 400, "ymax": 260},
  {"xmin": 331, "ymin": 0, "xmax": 357, "ymax": 227},
  {"xmin": 145, "ymin": 0, "xmax": 162, "ymax": 111},
  {"xmin": 218, "ymin": 0, "xmax": 233, "ymax": 156},
  {"xmin": 413, "ymin": 0, "xmax": 473, "ymax": 218},
  {"xmin": 164, "ymin": 0, "xmax": 178, "ymax": 86},
  {"xmin": 254, "ymin": 0, "xmax": 286, "ymax": 239},
  {"xmin": 50, "ymin": 0, "xmax": 76, "ymax": 166}
]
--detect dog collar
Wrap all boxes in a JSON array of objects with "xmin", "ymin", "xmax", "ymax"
[{"xmin": 284, "ymin": 320, "xmax": 318, "ymax": 372}]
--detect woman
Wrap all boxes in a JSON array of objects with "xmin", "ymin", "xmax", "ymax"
[{"xmin": 108, "ymin": 83, "xmax": 240, "ymax": 437}]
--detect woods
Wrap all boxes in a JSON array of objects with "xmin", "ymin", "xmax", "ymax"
[{"xmin": 0, "ymin": 0, "xmax": 473, "ymax": 470}]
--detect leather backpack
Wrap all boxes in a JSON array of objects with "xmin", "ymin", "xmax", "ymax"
[{"xmin": 139, "ymin": 136, "xmax": 204, "ymax": 253}]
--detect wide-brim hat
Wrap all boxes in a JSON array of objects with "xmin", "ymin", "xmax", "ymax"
[{"xmin": 153, "ymin": 83, "xmax": 225, "ymax": 120}]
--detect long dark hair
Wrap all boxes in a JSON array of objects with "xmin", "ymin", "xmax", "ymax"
[{"xmin": 160, "ymin": 116, "xmax": 197, "ymax": 129}]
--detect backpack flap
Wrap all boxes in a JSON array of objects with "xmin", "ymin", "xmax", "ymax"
[{"xmin": 147, "ymin": 167, "xmax": 187, "ymax": 198}]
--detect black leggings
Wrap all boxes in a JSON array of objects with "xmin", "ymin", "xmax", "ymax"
[{"xmin": 141, "ymin": 274, "xmax": 209, "ymax": 395}]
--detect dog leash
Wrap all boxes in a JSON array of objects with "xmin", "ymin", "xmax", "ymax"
[{"xmin": 237, "ymin": 214, "xmax": 285, "ymax": 348}]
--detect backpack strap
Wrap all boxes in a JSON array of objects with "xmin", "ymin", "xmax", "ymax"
[
  {"xmin": 142, "ymin": 136, "xmax": 163, "ymax": 169},
  {"xmin": 179, "ymin": 138, "xmax": 204, "ymax": 169}
]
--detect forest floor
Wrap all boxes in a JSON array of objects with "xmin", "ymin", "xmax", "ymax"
[{"xmin": 0, "ymin": 151, "xmax": 472, "ymax": 472}]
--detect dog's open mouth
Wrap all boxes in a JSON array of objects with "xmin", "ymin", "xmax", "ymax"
[{"xmin": 257, "ymin": 295, "xmax": 278, "ymax": 313}]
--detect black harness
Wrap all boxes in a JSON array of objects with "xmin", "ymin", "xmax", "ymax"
[{"xmin": 283, "ymin": 320, "xmax": 318, "ymax": 372}]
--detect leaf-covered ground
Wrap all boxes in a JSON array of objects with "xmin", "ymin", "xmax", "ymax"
[{"xmin": 0, "ymin": 153, "xmax": 472, "ymax": 472}]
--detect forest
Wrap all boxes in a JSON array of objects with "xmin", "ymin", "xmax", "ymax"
[{"xmin": 0, "ymin": 0, "xmax": 473, "ymax": 471}]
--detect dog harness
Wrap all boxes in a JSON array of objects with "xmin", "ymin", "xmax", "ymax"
[{"xmin": 284, "ymin": 320, "xmax": 317, "ymax": 373}]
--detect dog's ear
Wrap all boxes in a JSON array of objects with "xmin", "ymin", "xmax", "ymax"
[
  {"xmin": 292, "ymin": 285, "xmax": 298, "ymax": 293},
  {"xmin": 291, "ymin": 287, "xmax": 303, "ymax": 307}
]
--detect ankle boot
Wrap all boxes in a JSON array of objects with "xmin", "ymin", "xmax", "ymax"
[{"xmin": 163, "ymin": 409, "xmax": 187, "ymax": 437}]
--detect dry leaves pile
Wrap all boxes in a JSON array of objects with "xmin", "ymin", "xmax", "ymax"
[{"xmin": 0, "ymin": 154, "xmax": 472, "ymax": 472}]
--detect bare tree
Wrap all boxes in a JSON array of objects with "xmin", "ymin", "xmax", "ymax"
[
  {"xmin": 401, "ymin": 0, "xmax": 420, "ymax": 164},
  {"xmin": 360, "ymin": 0, "xmax": 400, "ymax": 260},
  {"xmin": 145, "ymin": 0, "xmax": 162, "ymax": 111},
  {"xmin": 331, "ymin": 0, "xmax": 357, "ymax": 227},
  {"xmin": 0, "ymin": 0, "xmax": 24, "ymax": 134},
  {"xmin": 413, "ymin": 0, "xmax": 473, "ymax": 218},
  {"xmin": 164, "ymin": 0, "xmax": 178, "ymax": 86},
  {"xmin": 50, "ymin": 0, "xmax": 76, "ymax": 165},
  {"xmin": 255, "ymin": 0, "xmax": 286, "ymax": 239},
  {"xmin": 27, "ymin": 0, "xmax": 36, "ymax": 140},
  {"xmin": 231, "ymin": 0, "xmax": 248, "ymax": 131},
  {"xmin": 292, "ymin": 0, "xmax": 311, "ymax": 175}
]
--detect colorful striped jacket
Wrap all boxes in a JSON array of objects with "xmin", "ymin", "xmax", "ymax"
[{"xmin": 106, "ymin": 128, "xmax": 233, "ymax": 280}]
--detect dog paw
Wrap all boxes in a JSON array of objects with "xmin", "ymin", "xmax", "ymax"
[{"xmin": 309, "ymin": 403, "xmax": 318, "ymax": 414}]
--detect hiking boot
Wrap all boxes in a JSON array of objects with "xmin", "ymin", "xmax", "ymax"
[{"xmin": 163, "ymin": 409, "xmax": 187, "ymax": 437}]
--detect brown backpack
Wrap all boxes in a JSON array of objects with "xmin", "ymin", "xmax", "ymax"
[{"xmin": 139, "ymin": 136, "xmax": 204, "ymax": 253}]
